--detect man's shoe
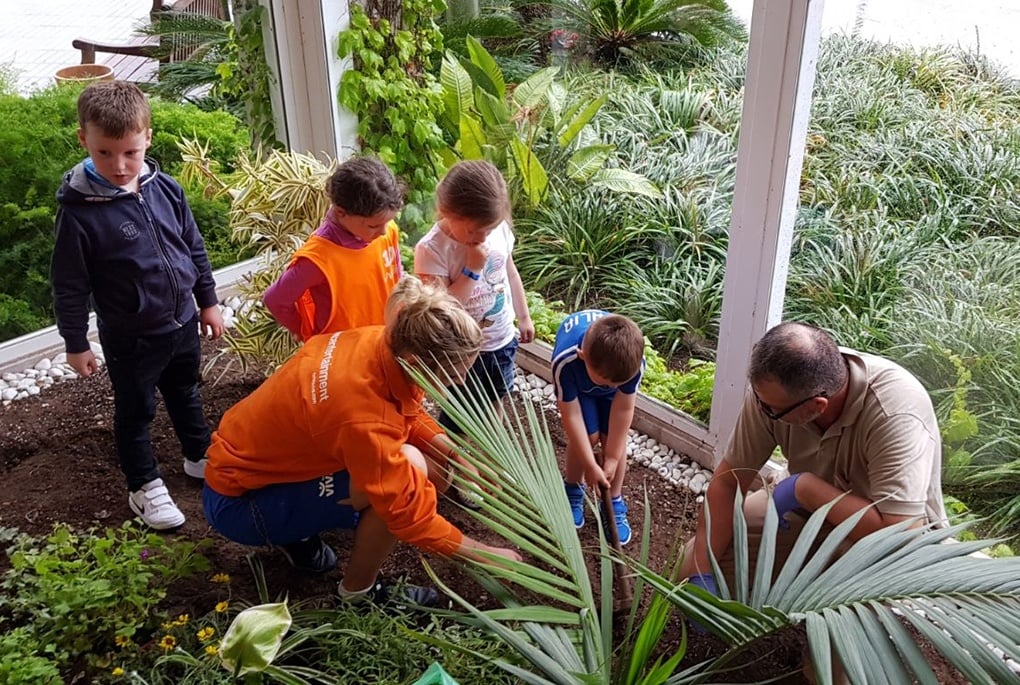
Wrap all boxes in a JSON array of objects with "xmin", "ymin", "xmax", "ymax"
[
  {"xmin": 129, "ymin": 478, "xmax": 186, "ymax": 530},
  {"xmin": 183, "ymin": 457, "xmax": 207, "ymax": 479},
  {"xmin": 278, "ymin": 534, "xmax": 337, "ymax": 573},
  {"xmin": 609, "ymin": 496, "xmax": 632, "ymax": 546},
  {"xmin": 565, "ymin": 482, "xmax": 585, "ymax": 528}
]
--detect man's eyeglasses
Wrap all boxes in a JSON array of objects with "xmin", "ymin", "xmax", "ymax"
[{"xmin": 752, "ymin": 389, "xmax": 819, "ymax": 421}]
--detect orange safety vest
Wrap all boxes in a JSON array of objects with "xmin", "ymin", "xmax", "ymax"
[{"xmin": 290, "ymin": 222, "xmax": 402, "ymax": 340}]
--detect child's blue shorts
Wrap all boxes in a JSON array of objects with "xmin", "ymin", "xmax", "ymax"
[
  {"xmin": 578, "ymin": 391, "xmax": 615, "ymax": 437},
  {"xmin": 203, "ymin": 471, "xmax": 360, "ymax": 547},
  {"xmin": 440, "ymin": 337, "xmax": 518, "ymax": 434}
]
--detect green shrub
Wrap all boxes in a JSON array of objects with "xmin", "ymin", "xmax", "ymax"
[
  {"xmin": 186, "ymin": 191, "xmax": 250, "ymax": 269},
  {"xmin": 0, "ymin": 87, "xmax": 81, "ymax": 210},
  {"xmin": 0, "ymin": 204, "xmax": 54, "ymax": 325},
  {"xmin": 0, "ymin": 294, "xmax": 49, "ymax": 341},
  {"xmin": 150, "ymin": 100, "xmax": 249, "ymax": 175},
  {"xmin": 0, "ymin": 522, "xmax": 209, "ymax": 674},
  {"xmin": 0, "ymin": 627, "xmax": 61, "ymax": 685}
]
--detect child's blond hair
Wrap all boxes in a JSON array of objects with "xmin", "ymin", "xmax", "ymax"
[
  {"xmin": 583, "ymin": 315, "xmax": 644, "ymax": 384},
  {"xmin": 77, "ymin": 81, "xmax": 150, "ymax": 137},
  {"xmin": 386, "ymin": 277, "xmax": 482, "ymax": 377}
]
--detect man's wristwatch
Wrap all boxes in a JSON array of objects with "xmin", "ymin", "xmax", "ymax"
[{"xmin": 461, "ymin": 266, "xmax": 481, "ymax": 281}]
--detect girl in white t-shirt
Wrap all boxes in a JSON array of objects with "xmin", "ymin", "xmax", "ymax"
[{"xmin": 414, "ymin": 160, "xmax": 534, "ymax": 503}]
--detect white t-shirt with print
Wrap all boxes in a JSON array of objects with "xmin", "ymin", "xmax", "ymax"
[{"xmin": 414, "ymin": 220, "xmax": 517, "ymax": 352}]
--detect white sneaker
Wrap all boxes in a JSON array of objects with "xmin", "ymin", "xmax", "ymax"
[
  {"xmin": 129, "ymin": 478, "xmax": 185, "ymax": 530},
  {"xmin": 183, "ymin": 458, "xmax": 207, "ymax": 479}
]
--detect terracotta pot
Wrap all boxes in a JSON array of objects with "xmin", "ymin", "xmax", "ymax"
[{"xmin": 54, "ymin": 64, "xmax": 115, "ymax": 86}]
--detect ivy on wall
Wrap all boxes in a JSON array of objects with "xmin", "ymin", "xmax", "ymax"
[{"xmin": 337, "ymin": 0, "xmax": 450, "ymax": 223}]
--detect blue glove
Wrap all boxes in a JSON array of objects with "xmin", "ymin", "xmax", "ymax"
[
  {"xmin": 687, "ymin": 573, "xmax": 718, "ymax": 635},
  {"xmin": 689, "ymin": 572, "xmax": 718, "ymax": 596},
  {"xmin": 772, "ymin": 473, "xmax": 804, "ymax": 529}
]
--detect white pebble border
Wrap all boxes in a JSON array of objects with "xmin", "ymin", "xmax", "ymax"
[
  {"xmin": 1, "ymin": 297, "xmax": 244, "ymax": 408},
  {"xmin": 516, "ymin": 371, "xmax": 710, "ymax": 504}
]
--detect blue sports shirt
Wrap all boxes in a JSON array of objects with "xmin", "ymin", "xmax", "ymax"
[{"xmin": 551, "ymin": 310, "xmax": 643, "ymax": 403}]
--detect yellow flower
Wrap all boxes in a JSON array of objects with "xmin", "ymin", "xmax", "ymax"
[
  {"xmin": 112, "ymin": 667, "xmax": 125, "ymax": 677},
  {"xmin": 114, "ymin": 635, "xmax": 131, "ymax": 648},
  {"xmin": 205, "ymin": 644, "xmax": 219, "ymax": 656},
  {"xmin": 159, "ymin": 635, "xmax": 177, "ymax": 651},
  {"xmin": 175, "ymin": 613, "xmax": 190, "ymax": 626},
  {"xmin": 161, "ymin": 621, "xmax": 175, "ymax": 631},
  {"xmin": 211, "ymin": 573, "xmax": 231, "ymax": 584},
  {"xmin": 197, "ymin": 626, "xmax": 216, "ymax": 642},
  {"xmin": 215, "ymin": 600, "xmax": 229, "ymax": 613}
]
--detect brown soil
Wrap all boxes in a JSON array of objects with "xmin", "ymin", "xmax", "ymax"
[{"xmin": 0, "ymin": 340, "xmax": 964, "ymax": 684}]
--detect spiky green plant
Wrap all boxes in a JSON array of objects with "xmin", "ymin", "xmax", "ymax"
[
  {"xmin": 542, "ymin": 0, "xmax": 744, "ymax": 66},
  {"xmin": 606, "ymin": 255, "xmax": 723, "ymax": 359},
  {"xmin": 409, "ymin": 363, "xmax": 1020, "ymax": 684},
  {"xmin": 513, "ymin": 190, "xmax": 669, "ymax": 308},
  {"xmin": 180, "ymin": 139, "xmax": 332, "ymax": 373},
  {"xmin": 134, "ymin": 10, "xmax": 233, "ymax": 103}
]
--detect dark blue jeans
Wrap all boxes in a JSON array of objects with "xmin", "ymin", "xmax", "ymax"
[
  {"xmin": 100, "ymin": 317, "xmax": 209, "ymax": 491},
  {"xmin": 439, "ymin": 337, "xmax": 518, "ymax": 435}
]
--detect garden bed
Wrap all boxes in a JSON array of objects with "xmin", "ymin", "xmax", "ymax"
[{"xmin": 0, "ymin": 340, "xmax": 967, "ymax": 683}]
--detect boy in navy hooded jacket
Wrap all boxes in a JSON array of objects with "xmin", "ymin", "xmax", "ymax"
[{"xmin": 51, "ymin": 81, "xmax": 224, "ymax": 530}]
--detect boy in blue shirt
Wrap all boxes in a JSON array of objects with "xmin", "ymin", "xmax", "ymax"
[
  {"xmin": 51, "ymin": 81, "xmax": 224, "ymax": 531},
  {"xmin": 551, "ymin": 310, "xmax": 644, "ymax": 545}
]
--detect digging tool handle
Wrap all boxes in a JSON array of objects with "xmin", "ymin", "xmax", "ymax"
[{"xmin": 596, "ymin": 452, "xmax": 633, "ymax": 609}]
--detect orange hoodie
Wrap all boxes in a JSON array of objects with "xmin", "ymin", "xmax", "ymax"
[
  {"xmin": 291, "ymin": 222, "xmax": 402, "ymax": 340},
  {"xmin": 205, "ymin": 326, "xmax": 462, "ymax": 556}
]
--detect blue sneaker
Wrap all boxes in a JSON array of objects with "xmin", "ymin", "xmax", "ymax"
[
  {"xmin": 565, "ymin": 482, "xmax": 585, "ymax": 528},
  {"xmin": 610, "ymin": 496, "xmax": 632, "ymax": 546}
]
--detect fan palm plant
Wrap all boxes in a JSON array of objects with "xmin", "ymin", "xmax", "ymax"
[
  {"xmin": 542, "ymin": 0, "xmax": 744, "ymax": 66},
  {"xmin": 134, "ymin": 9, "xmax": 234, "ymax": 105},
  {"xmin": 409, "ymin": 364, "xmax": 1020, "ymax": 684}
]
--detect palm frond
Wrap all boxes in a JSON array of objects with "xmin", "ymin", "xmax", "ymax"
[{"xmin": 637, "ymin": 488, "xmax": 1020, "ymax": 684}]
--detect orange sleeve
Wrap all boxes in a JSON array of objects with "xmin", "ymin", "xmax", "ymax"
[
  {"xmin": 338, "ymin": 421, "xmax": 462, "ymax": 556},
  {"xmin": 409, "ymin": 410, "xmax": 443, "ymax": 451}
]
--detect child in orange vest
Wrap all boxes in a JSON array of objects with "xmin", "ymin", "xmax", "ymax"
[
  {"xmin": 264, "ymin": 157, "xmax": 404, "ymax": 340},
  {"xmin": 204, "ymin": 278, "xmax": 521, "ymax": 606}
]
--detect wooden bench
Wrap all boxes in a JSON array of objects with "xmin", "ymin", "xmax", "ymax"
[{"xmin": 71, "ymin": 0, "xmax": 227, "ymax": 84}]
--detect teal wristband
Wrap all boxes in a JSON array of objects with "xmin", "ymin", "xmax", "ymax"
[{"xmin": 461, "ymin": 267, "xmax": 481, "ymax": 281}]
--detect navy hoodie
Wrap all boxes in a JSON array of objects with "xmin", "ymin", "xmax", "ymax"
[{"xmin": 51, "ymin": 158, "xmax": 218, "ymax": 353}]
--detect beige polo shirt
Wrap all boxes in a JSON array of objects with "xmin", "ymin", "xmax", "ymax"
[{"xmin": 726, "ymin": 349, "xmax": 947, "ymax": 527}]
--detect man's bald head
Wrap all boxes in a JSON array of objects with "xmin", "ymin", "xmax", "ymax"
[{"xmin": 749, "ymin": 322, "xmax": 848, "ymax": 399}]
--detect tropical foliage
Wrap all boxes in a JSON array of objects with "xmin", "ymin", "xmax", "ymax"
[
  {"xmin": 504, "ymin": 36, "xmax": 1020, "ymax": 531},
  {"xmin": 542, "ymin": 0, "xmax": 745, "ymax": 66},
  {"xmin": 440, "ymin": 38, "xmax": 661, "ymax": 207},
  {"xmin": 136, "ymin": 3, "xmax": 279, "ymax": 152},
  {"xmin": 338, "ymin": 0, "xmax": 449, "ymax": 234},
  {"xmin": 180, "ymin": 140, "xmax": 330, "ymax": 373}
]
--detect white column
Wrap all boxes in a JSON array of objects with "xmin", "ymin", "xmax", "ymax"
[
  {"xmin": 261, "ymin": 0, "xmax": 358, "ymax": 161},
  {"xmin": 707, "ymin": 0, "xmax": 825, "ymax": 467}
]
